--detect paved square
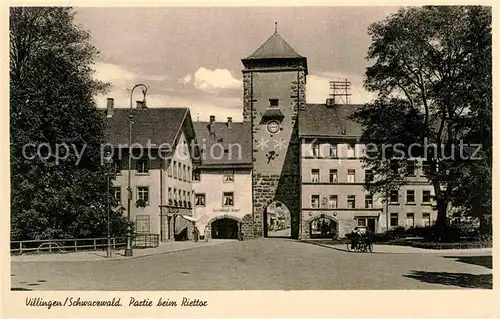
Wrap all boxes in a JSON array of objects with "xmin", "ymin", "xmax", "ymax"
[{"xmin": 11, "ymin": 239, "xmax": 492, "ymax": 290}]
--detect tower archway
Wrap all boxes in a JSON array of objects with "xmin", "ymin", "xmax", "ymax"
[{"xmin": 263, "ymin": 200, "xmax": 292, "ymax": 238}]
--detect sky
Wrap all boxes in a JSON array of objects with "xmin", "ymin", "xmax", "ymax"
[{"xmin": 74, "ymin": 7, "xmax": 400, "ymax": 122}]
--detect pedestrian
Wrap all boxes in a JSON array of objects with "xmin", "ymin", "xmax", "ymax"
[{"xmin": 192, "ymin": 225, "xmax": 199, "ymax": 242}]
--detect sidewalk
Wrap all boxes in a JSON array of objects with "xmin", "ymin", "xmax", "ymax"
[
  {"xmin": 11, "ymin": 239, "xmax": 236, "ymax": 262},
  {"xmin": 305, "ymin": 241, "xmax": 492, "ymax": 256}
]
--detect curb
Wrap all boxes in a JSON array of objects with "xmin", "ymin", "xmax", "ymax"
[
  {"xmin": 301, "ymin": 240, "xmax": 493, "ymax": 256},
  {"xmin": 11, "ymin": 240, "xmax": 236, "ymax": 263}
]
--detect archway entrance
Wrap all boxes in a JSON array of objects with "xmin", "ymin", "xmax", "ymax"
[
  {"xmin": 264, "ymin": 201, "xmax": 291, "ymax": 238},
  {"xmin": 309, "ymin": 216, "xmax": 338, "ymax": 239},
  {"xmin": 211, "ymin": 218, "xmax": 241, "ymax": 239}
]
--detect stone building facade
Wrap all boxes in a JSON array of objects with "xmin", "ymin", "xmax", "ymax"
[
  {"xmin": 192, "ymin": 117, "xmax": 253, "ymax": 239},
  {"xmin": 104, "ymin": 29, "xmax": 437, "ymax": 241},
  {"xmin": 105, "ymin": 103, "xmax": 198, "ymax": 241},
  {"xmin": 241, "ymin": 30, "xmax": 307, "ymax": 239}
]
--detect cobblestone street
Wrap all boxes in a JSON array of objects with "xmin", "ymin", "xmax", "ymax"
[{"xmin": 11, "ymin": 238, "xmax": 492, "ymax": 291}]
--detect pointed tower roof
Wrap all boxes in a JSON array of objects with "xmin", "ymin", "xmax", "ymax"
[
  {"xmin": 242, "ymin": 26, "xmax": 308, "ymax": 74},
  {"xmin": 246, "ymin": 31, "xmax": 303, "ymax": 59}
]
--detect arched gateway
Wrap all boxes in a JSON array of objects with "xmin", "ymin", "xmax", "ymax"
[
  {"xmin": 263, "ymin": 200, "xmax": 292, "ymax": 238},
  {"xmin": 242, "ymin": 30, "xmax": 307, "ymax": 239},
  {"xmin": 205, "ymin": 215, "xmax": 243, "ymax": 240}
]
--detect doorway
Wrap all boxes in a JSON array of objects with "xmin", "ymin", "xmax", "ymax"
[
  {"xmin": 309, "ymin": 216, "xmax": 338, "ymax": 239},
  {"xmin": 263, "ymin": 201, "xmax": 291, "ymax": 238},
  {"xmin": 211, "ymin": 218, "xmax": 240, "ymax": 239}
]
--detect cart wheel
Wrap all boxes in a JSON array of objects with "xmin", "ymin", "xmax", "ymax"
[
  {"xmin": 368, "ymin": 243, "xmax": 373, "ymax": 253},
  {"xmin": 346, "ymin": 242, "xmax": 352, "ymax": 252}
]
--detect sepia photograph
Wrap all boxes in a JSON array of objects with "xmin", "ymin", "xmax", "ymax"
[{"xmin": 8, "ymin": 4, "xmax": 493, "ymax": 299}]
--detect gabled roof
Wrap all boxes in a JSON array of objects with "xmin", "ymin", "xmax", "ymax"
[
  {"xmin": 105, "ymin": 108, "xmax": 193, "ymax": 147},
  {"xmin": 193, "ymin": 121, "xmax": 252, "ymax": 167},
  {"xmin": 245, "ymin": 31, "xmax": 303, "ymax": 59},
  {"xmin": 299, "ymin": 104, "xmax": 364, "ymax": 138}
]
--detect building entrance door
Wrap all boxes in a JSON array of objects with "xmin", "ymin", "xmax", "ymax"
[{"xmin": 367, "ymin": 218, "xmax": 376, "ymax": 233}]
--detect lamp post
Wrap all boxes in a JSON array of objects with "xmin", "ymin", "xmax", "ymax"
[
  {"xmin": 125, "ymin": 83, "xmax": 148, "ymax": 257},
  {"xmin": 103, "ymin": 150, "xmax": 113, "ymax": 258},
  {"xmin": 106, "ymin": 172, "xmax": 111, "ymax": 258}
]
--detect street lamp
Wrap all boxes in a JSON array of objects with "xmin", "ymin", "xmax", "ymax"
[
  {"xmin": 103, "ymin": 149, "xmax": 113, "ymax": 258},
  {"xmin": 125, "ymin": 83, "xmax": 148, "ymax": 257}
]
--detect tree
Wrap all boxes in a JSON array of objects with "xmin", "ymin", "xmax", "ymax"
[
  {"xmin": 351, "ymin": 6, "xmax": 492, "ymax": 238},
  {"xmin": 10, "ymin": 7, "xmax": 128, "ymax": 240}
]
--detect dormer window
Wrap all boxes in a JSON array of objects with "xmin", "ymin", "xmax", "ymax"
[{"xmin": 269, "ymin": 99, "xmax": 279, "ymax": 108}]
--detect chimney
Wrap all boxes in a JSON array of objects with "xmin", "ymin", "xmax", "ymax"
[
  {"xmin": 227, "ymin": 117, "xmax": 232, "ymax": 128},
  {"xmin": 136, "ymin": 100, "xmax": 147, "ymax": 109},
  {"xmin": 106, "ymin": 98, "xmax": 114, "ymax": 118},
  {"xmin": 209, "ymin": 115, "xmax": 216, "ymax": 135}
]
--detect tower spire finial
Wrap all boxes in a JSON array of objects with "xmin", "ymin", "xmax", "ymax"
[{"xmin": 275, "ymin": 22, "xmax": 277, "ymax": 33}]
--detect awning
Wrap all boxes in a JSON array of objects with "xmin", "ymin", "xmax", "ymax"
[
  {"xmin": 354, "ymin": 212, "xmax": 381, "ymax": 218},
  {"xmin": 181, "ymin": 215, "xmax": 198, "ymax": 222}
]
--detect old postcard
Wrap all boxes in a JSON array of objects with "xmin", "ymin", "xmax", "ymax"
[{"xmin": 4, "ymin": 3, "xmax": 497, "ymax": 318}]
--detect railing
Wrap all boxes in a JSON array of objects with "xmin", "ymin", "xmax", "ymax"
[
  {"xmin": 133, "ymin": 233, "xmax": 159, "ymax": 248},
  {"xmin": 11, "ymin": 233, "xmax": 160, "ymax": 255}
]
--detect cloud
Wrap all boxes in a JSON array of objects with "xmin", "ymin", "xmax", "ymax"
[
  {"xmin": 193, "ymin": 67, "xmax": 241, "ymax": 93},
  {"xmin": 93, "ymin": 62, "xmax": 136, "ymax": 84},
  {"xmin": 306, "ymin": 72, "xmax": 375, "ymax": 104},
  {"xmin": 93, "ymin": 62, "xmax": 169, "ymax": 87},
  {"xmin": 178, "ymin": 74, "xmax": 192, "ymax": 84}
]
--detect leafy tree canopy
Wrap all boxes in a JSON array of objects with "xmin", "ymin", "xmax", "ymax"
[
  {"xmin": 351, "ymin": 6, "xmax": 491, "ymax": 235},
  {"xmin": 10, "ymin": 7, "xmax": 128, "ymax": 240}
]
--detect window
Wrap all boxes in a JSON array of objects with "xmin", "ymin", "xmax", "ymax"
[
  {"xmin": 329, "ymin": 144, "xmax": 337, "ymax": 158},
  {"xmin": 406, "ymin": 190, "xmax": 415, "ymax": 203},
  {"xmin": 172, "ymin": 161, "xmax": 177, "ymax": 178},
  {"xmin": 365, "ymin": 170, "xmax": 373, "ymax": 183},
  {"xmin": 187, "ymin": 166, "xmax": 191, "ymax": 182},
  {"xmin": 311, "ymin": 195, "xmax": 320, "ymax": 208},
  {"xmin": 357, "ymin": 218, "xmax": 366, "ymax": 227},
  {"xmin": 390, "ymin": 190, "xmax": 399, "ymax": 203},
  {"xmin": 195, "ymin": 193, "xmax": 205, "ymax": 206},
  {"xmin": 390, "ymin": 160, "xmax": 399, "ymax": 173},
  {"xmin": 311, "ymin": 169, "xmax": 320, "ymax": 183},
  {"xmin": 422, "ymin": 160, "xmax": 430, "ymax": 176},
  {"xmin": 422, "ymin": 190, "xmax": 431, "ymax": 203},
  {"xmin": 167, "ymin": 161, "xmax": 173, "ymax": 177},
  {"xmin": 328, "ymin": 195, "xmax": 338, "ymax": 208},
  {"xmin": 168, "ymin": 188, "xmax": 172, "ymax": 204},
  {"xmin": 365, "ymin": 194, "xmax": 373, "ymax": 208},
  {"xmin": 406, "ymin": 160, "xmax": 416, "ymax": 176},
  {"xmin": 113, "ymin": 187, "xmax": 121, "ymax": 201},
  {"xmin": 180, "ymin": 164, "xmax": 185, "ymax": 181},
  {"xmin": 422, "ymin": 213, "xmax": 431, "ymax": 226},
  {"xmin": 269, "ymin": 99, "xmax": 279, "ymax": 108},
  {"xmin": 135, "ymin": 215, "xmax": 150, "ymax": 234},
  {"xmin": 223, "ymin": 170, "xmax": 235, "ymax": 183},
  {"xmin": 347, "ymin": 169, "xmax": 355, "ymax": 183},
  {"xmin": 347, "ymin": 195, "xmax": 356, "ymax": 208},
  {"xmin": 136, "ymin": 159, "xmax": 149, "ymax": 174},
  {"xmin": 183, "ymin": 190, "xmax": 187, "ymax": 206},
  {"xmin": 329, "ymin": 169, "xmax": 338, "ymax": 183},
  {"xmin": 312, "ymin": 143, "xmax": 320, "ymax": 157},
  {"xmin": 346, "ymin": 144, "xmax": 355, "ymax": 158},
  {"xmin": 223, "ymin": 192, "xmax": 234, "ymax": 206},
  {"xmin": 137, "ymin": 186, "xmax": 149, "ymax": 203},
  {"xmin": 390, "ymin": 213, "xmax": 398, "ymax": 227},
  {"xmin": 192, "ymin": 168, "xmax": 201, "ymax": 181},
  {"xmin": 113, "ymin": 159, "xmax": 122, "ymax": 174},
  {"xmin": 406, "ymin": 213, "xmax": 415, "ymax": 227}
]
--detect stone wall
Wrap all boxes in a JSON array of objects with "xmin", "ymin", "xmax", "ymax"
[{"xmin": 243, "ymin": 67, "xmax": 306, "ymax": 239}]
